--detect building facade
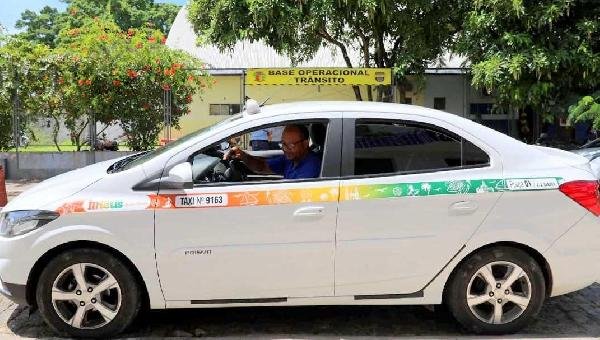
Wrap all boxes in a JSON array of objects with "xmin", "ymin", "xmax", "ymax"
[{"xmin": 166, "ymin": 7, "xmax": 521, "ymax": 141}]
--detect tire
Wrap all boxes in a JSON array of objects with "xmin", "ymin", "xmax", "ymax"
[
  {"xmin": 35, "ymin": 248, "xmax": 142, "ymax": 338},
  {"xmin": 446, "ymin": 246, "xmax": 545, "ymax": 335}
]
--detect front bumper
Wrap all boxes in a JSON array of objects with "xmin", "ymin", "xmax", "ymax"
[{"xmin": 0, "ymin": 277, "xmax": 27, "ymax": 305}]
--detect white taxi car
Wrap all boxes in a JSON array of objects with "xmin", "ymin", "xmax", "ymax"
[{"xmin": 1, "ymin": 101, "xmax": 599, "ymax": 337}]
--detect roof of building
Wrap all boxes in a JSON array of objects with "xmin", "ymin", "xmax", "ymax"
[{"xmin": 166, "ymin": 7, "xmax": 468, "ymax": 72}]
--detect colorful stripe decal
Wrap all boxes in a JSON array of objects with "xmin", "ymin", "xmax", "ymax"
[
  {"xmin": 54, "ymin": 177, "xmax": 562, "ymax": 214},
  {"xmin": 147, "ymin": 187, "xmax": 340, "ymax": 209},
  {"xmin": 340, "ymin": 177, "xmax": 562, "ymax": 200}
]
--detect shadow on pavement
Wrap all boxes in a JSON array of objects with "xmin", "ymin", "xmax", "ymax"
[{"xmin": 5, "ymin": 284, "xmax": 600, "ymax": 338}]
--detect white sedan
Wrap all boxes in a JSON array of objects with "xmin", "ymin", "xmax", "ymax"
[{"xmin": 1, "ymin": 101, "xmax": 599, "ymax": 337}]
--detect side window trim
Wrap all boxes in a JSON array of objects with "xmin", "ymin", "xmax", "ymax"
[{"xmin": 342, "ymin": 117, "xmax": 491, "ymax": 178}]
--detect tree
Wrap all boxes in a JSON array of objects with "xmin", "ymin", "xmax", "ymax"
[
  {"xmin": 187, "ymin": 0, "xmax": 466, "ymax": 101},
  {"xmin": 55, "ymin": 18, "xmax": 210, "ymax": 150},
  {"xmin": 0, "ymin": 35, "xmax": 52, "ymax": 150},
  {"xmin": 457, "ymin": 0, "xmax": 599, "ymax": 137},
  {"xmin": 63, "ymin": 0, "xmax": 180, "ymax": 34},
  {"xmin": 15, "ymin": 6, "xmax": 65, "ymax": 48},
  {"xmin": 14, "ymin": 0, "xmax": 180, "ymax": 48}
]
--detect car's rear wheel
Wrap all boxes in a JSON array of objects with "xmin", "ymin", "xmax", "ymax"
[
  {"xmin": 35, "ymin": 248, "xmax": 141, "ymax": 338},
  {"xmin": 446, "ymin": 246, "xmax": 545, "ymax": 334}
]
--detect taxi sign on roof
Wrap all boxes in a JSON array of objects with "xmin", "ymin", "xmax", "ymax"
[{"xmin": 246, "ymin": 68, "xmax": 392, "ymax": 86}]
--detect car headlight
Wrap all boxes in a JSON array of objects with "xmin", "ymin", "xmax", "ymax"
[{"xmin": 0, "ymin": 210, "xmax": 60, "ymax": 237}]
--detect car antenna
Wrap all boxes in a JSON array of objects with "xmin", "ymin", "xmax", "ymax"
[{"xmin": 260, "ymin": 97, "xmax": 271, "ymax": 107}]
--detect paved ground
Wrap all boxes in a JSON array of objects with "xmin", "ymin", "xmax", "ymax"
[{"xmin": 1, "ymin": 180, "xmax": 599, "ymax": 338}]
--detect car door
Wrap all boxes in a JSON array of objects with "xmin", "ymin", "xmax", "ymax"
[
  {"xmin": 335, "ymin": 113, "xmax": 503, "ymax": 297},
  {"xmin": 155, "ymin": 114, "xmax": 342, "ymax": 303}
]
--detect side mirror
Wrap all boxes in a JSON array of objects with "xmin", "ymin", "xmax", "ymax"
[{"xmin": 162, "ymin": 162, "xmax": 193, "ymax": 189}]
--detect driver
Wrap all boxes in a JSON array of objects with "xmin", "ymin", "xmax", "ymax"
[{"xmin": 224, "ymin": 124, "xmax": 321, "ymax": 179}]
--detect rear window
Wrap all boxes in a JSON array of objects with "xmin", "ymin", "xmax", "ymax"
[{"xmin": 354, "ymin": 121, "xmax": 489, "ymax": 176}]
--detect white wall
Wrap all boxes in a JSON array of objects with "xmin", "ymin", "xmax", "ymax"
[{"xmin": 423, "ymin": 74, "xmax": 468, "ymax": 116}]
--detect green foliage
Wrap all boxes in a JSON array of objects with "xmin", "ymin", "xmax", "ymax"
[
  {"xmin": 188, "ymin": 0, "xmax": 466, "ymax": 101},
  {"xmin": 0, "ymin": 36, "xmax": 52, "ymax": 150},
  {"xmin": 55, "ymin": 18, "xmax": 210, "ymax": 150},
  {"xmin": 568, "ymin": 92, "xmax": 600, "ymax": 129},
  {"xmin": 14, "ymin": 0, "xmax": 180, "ymax": 48},
  {"xmin": 0, "ymin": 18, "xmax": 210, "ymax": 151},
  {"xmin": 458, "ymin": 0, "xmax": 599, "ymax": 120},
  {"xmin": 15, "ymin": 6, "xmax": 64, "ymax": 48}
]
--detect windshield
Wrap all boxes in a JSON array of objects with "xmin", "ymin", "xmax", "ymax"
[
  {"xmin": 111, "ymin": 113, "xmax": 243, "ymax": 173},
  {"xmin": 581, "ymin": 138, "xmax": 600, "ymax": 149}
]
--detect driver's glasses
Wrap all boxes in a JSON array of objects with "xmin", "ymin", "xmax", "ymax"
[{"xmin": 279, "ymin": 139, "xmax": 306, "ymax": 151}]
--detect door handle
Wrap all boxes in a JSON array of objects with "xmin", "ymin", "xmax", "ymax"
[
  {"xmin": 293, "ymin": 206, "xmax": 325, "ymax": 217},
  {"xmin": 449, "ymin": 201, "xmax": 478, "ymax": 215}
]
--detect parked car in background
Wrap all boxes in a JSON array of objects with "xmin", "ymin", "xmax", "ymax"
[
  {"xmin": 570, "ymin": 137, "xmax": 600, "ymax": 178},
  {"xmin": 1, "ymin": 101, "xmax": 599, "ymax": 337}
]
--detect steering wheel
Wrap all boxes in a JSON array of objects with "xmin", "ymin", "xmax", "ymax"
[{"xmin": 226, "ymin": 158, "xmax": 248, "ymax": 182}]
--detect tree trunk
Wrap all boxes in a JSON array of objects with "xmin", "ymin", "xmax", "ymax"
[
  {"xmin": 74, "ymin": 122, "xmax": 88, "ymax": 151},
  {"xmin": 352, "ymin": 86, "xmax": 362, "ymax": 101},
  {"xmin": 52, "ymin": 116, "xmax": 61, "ymax": 152}
]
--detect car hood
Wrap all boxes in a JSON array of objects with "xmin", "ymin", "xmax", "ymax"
[{"xmin": 2, "ymin": 158, "xmax": 117, "ymax": 212}]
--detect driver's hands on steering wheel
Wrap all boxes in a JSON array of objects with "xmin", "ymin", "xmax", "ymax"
[{"xmin": 223, "ymin": 146, "xmax": 246, "ymax": 161}]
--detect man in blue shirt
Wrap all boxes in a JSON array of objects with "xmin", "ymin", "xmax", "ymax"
[{"xmin": 225, "ymin": 124, "xmax": 321, "ymax": 179}]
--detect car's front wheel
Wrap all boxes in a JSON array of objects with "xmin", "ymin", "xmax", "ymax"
[
  {"xmin": 446, "ymin": 246, "xmax": 546, "ymax": 334},
  {"xmin": 35, "ymin": 248, "xmax": 141, "ymax": 338}
]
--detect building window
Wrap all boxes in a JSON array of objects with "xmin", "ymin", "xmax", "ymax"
[
  {"xmin": 209, "ymin": 104, "xmax": 241, "ymax": 115},
  {"xmin": 470, "ymin": 103, "xmax": 493, "ymax": 115},
  {"xmin": 434, "ymin": 97, "xmax": 446, "ymax": 110}
]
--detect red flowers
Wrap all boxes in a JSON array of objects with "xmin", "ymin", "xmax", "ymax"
[
  {"xmin": 127, "ymin": 69, "xmax": 138, "ymax": 79},
  {"xmin": 162, "ymin": 83, "xmax": 171, "ymax": 91},
  {"xmin": 67, "ymin": 28, "xmax": 80, "ymax": 36},
  {"xmin": 163, "ymin": 68, "xmax": 175, "ymax": 77},
  {"xmin": 161, "ymin": 36, "xmax": 167, "ymax": 44},
  {"xmin": 77, "ymin": 79, "xmax": 91, "ymax": 86},
  {"xmin": 135, "ymin": 42, "xmax": 143, "ymax": 49},
  {"xmin": 113, "ymin": 80, "xmax": 122, "ymax": 87},
  {"xmin": 186, "ymin": 94, "xmax": 193, "ymax": 103},
  {"xmin": 127, "ymin": 28, "xmax": 135, "ymax": 37},
  {"xmin": 148, "ymin": 36, "xmax": 157, "ymax": 43}
]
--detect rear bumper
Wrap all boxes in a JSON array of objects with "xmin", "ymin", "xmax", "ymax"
[{"xmin": 544, "ymin": 213, "xmax": 600, "ymax": 297}]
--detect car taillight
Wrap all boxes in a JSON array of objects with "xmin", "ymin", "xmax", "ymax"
[{"xmin": 559, "ymin": 180, "xmax": 600, "ymax": 216}]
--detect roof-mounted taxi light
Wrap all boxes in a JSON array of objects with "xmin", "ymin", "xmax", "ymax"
[{"xmin": 244, "ymin": 99, "xmax": 260, "ymax": 115}]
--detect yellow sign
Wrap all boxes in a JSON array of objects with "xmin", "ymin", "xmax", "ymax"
[{"xmin": 246, "ymin": 68, "xmax": 392, "ymax": 86}]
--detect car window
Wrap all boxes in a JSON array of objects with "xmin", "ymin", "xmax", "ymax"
[
  {"xmin": 190, "ymin": 121, "xmax": 329, "ymax": 185},
  {"xmin": 353, "ymin": 120, "xmax": 489, "ymax": 176}
]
